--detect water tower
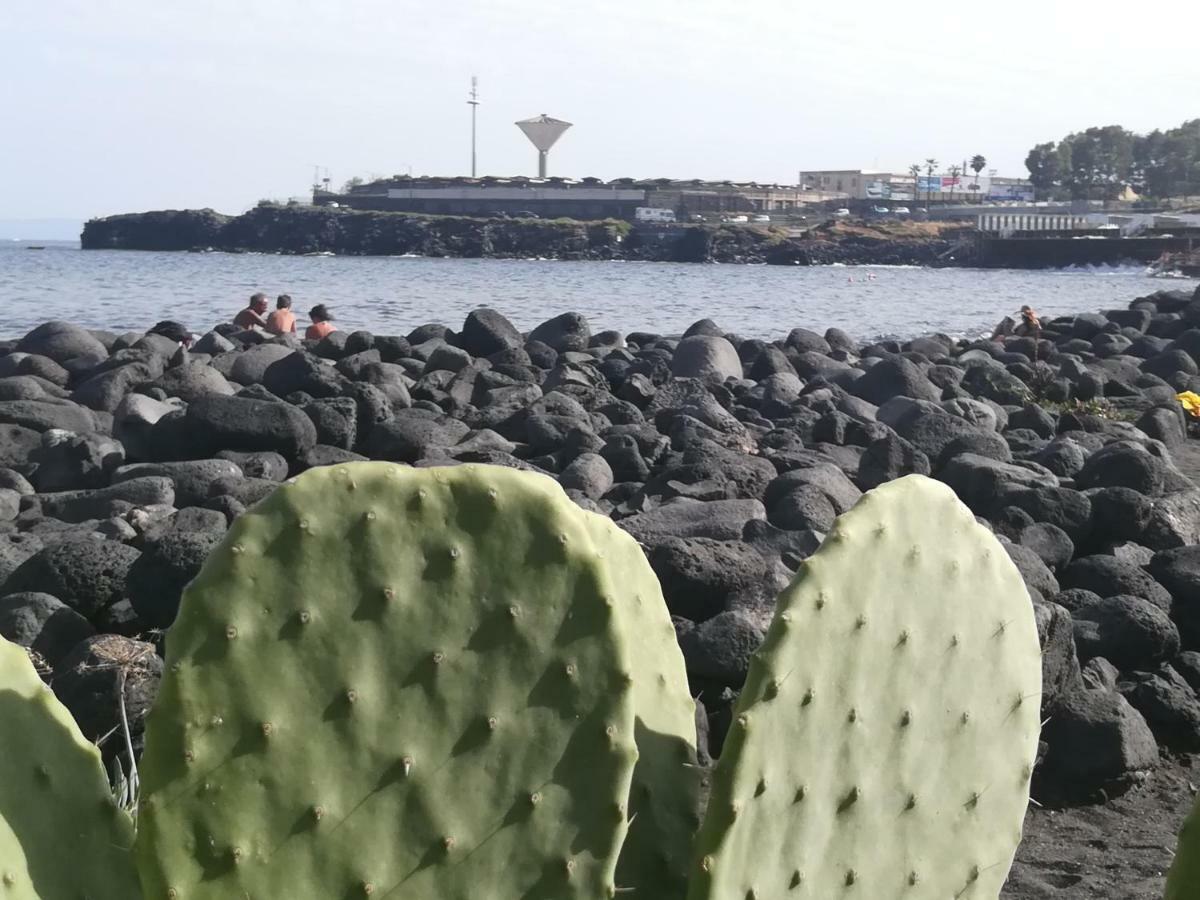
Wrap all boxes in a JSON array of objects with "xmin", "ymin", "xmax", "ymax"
[{"xmin": 515, "ymin": 114, "xmax": 572, "ymax": 178}]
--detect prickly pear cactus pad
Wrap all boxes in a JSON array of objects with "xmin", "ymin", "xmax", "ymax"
[
  {"xmin": 688, "ymin": 474, "xmax": 1042, "ymax": 900},
  {"xmin": 0, "ymin": 637, "xmax": 139, "ymax": 899},
  {"xmin": 137, "ymin": 463, "xmax": 638, "ymax": 900},
  {"xmin": 1166, "ymin": 792, "xmax": 1200, "ymax": 899},
  {"xmin": 581, "ymin": 511, "xmax": 703, "ymax": 899}
]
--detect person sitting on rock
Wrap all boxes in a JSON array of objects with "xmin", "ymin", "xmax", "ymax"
[
  {"xmin": 1014, "ymin": 305, "xmax": 1042, "ymax": 338},
  {"xmin": 233, "ymin": 293, "xmax": 270, "ymax": 330},
  {"xmin": 305, "ymin": 304, "xmax": 337, "ymax": 341},
  {"xmin": 265, "ymin": 294, "xmax": 297, "ymax": 336}
]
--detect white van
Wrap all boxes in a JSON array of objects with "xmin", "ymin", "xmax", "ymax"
[{"xmin": 635, "ymin": 207, "xmax": 677, "ymax": 223}]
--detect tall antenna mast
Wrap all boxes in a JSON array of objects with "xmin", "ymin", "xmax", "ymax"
[{"xmin": 467, "ymin": 76, "xmax": 480, "ymax": 178}]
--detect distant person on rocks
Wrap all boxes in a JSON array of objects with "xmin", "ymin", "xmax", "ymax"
[
  {"xmin": 233, "ymin": 293, "xmax": 270, "ymax": 330},
  {"xmin": 266, "ymin": 294, "xmax": 297, "ymax": 336},
  {"xmin": 305, "ymin": 304, "xmax": 337, "ymax": 341},
  {"xmin": 1014, "ymin": 304, "xmax": 1042, "ymax": 338}
]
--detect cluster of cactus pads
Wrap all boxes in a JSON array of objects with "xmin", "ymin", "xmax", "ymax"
[{"xmin": 0, "ymin": 463, "xmax": 1047, "ymax": 899}]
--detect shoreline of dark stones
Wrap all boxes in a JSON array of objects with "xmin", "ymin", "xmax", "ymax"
[{"xmin": 3, "ymin": 286, "xmax": 1200, "ymax": 835}]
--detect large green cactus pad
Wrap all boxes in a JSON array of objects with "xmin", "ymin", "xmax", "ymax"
[
  {"xmin": 581, "ymin": 511, "xmax": 703, "ymax": 899},
  {"xmin": 688, "ymin": 474, "xmax": 1042, "ymax": 900},
  {"xmin": 1166, "ymin": 793, "xmax": 1200, "ymax": 899},
  {"xmin": 137, "ymin": 463, "xmax": 638, "ymax": 900},
  {"xmin": 0, "ymin": 637, "xmax": 138, "ymax": 899}
]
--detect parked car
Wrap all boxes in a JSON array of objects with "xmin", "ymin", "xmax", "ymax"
[
  {"xmin": 893, "ymin": 206, "xmax": 911, "ymax": 215},
  {"xmin": 635, "ymin": 207, "xmax": 677, "ymax": 223},
  {"xmin": 834, "ymin": 208, "xmax": 851, "ymax": 217},
  {"xmin": 752, "ymin": 214, "xmax": 771, "ymax": 222},
  {"xmin": 728, "ymin": 215, "xmax": 749, "ymax": 223},
  {"xmin": 871, "ymin": 206, "xmax": 890, "ymax": 214}
]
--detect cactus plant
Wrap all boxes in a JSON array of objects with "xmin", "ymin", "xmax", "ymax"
[
  {"xmin": 136, "ymin": 463, "xmax": 640, "ymax": 900},
  {"xmin": 581, "ymin": 510, "xmax": 704, "ymax": 899},
  {"xmin": 687, "ymin": 474, "xmax": 1042, "ymax": 900},
  {"xmin": 0, "ymin": 637, "xmax": 139, "ymax": 899},
  {"xmin": 1166, "ymin": 792, "xmax": 1200, "ymax": 899}
]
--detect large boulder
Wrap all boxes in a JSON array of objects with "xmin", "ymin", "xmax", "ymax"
[
  {"xmin": 0, "ymin": 591, "xmax": 95, "ymax": 667},
  {"xmin": 0, "ymin": 400, "xmax": 97, "ymax": 434},
  {"xmin": 856, "ymin": 433, "xmax": 930, "ymax": 490},
  {"xmin": 648, "ymin": 538, "xmax": 775, "ymax": 622},
  {"xmin": 670, "ymin": 336, "xmax": 743, "ymax": 383},
  {"xmin": 459, "ymin": 308, "xmax": 523, "ymax": 357},
  {"xmin": 528, "ymin": 312, "xmax": 591, "ymax": 353},
  {"xmin": 263, "ymin": 351, "xmax": 349, "ymax": 399},
  {"xmin": 4, "ymin": 540, "xmax": 141, "ymax": 619},
  {"xmin": 1038, "ymin": 689, "xmax": 1158, "ymax": 797},
  {"xmin": 1148, "ymin": 546, "xmax": 1200, "ymax": 648},
  {"xmin": 36, "ymin": 476, "xmax": 175, "ymax": 523},
  {"xmin": 150, "ymin": 362, "xmax": 236, "ymax": 402},
  {"xmin": 1060, "ymin": 555, "xmax": 1172, "ymax": 610},
  {"xmin": 1119, "ymin": 664, "xmax": 1200, "ymax": 750},
  {"xmin": 229, "ymin": 343, "xmax": 295, "ymax": 386},
  {"xmin": 1034, "ymin": 601, "xmax": 1082, "ymax": 715},
  {"xmin": 111, "ymin": 459, "xmax": 241, "ymax": 508},
  {"xmin": 618, "ymin": 499, "xmax": 766, "ymax": 545},
  {"xmin": 938, "ymin": 453, "xmax": 1046, "ymax": 515},
  {"xmin": 678, "ymin": 609, "xmax": 766, "ymax": 688},
  {"xmin": 17, "ymin": 321, "xmax": 108, "ymax": 365},
  {"xmin": 72, "ymin": 361, "xmax": 160, "ymax": 412},
  {"xmin": 126, "ymin": 531, "xmax": 223, "ymax": 629},
  {"xmin": 177, "ymin": 395, "xmax": 318, "ymax": 460},
  {"xmin": 362, "ymin": 410, "xmax": 470, "ymax": 463},
  {"xmin": 0, "ymin": 423, "xmax": 41, "ymax": 470},
  {"xmin": 1073, "ymin": 595, "xmax": 1180, "ymax": 668},
  {"xmin": 29, "ymin": 430, "xmax": 125, "ymax": 492},
  {"xmin": 849, "ymin": 357, "xmax": 940, "ymax": 406},
  {"xmin": 1075, "ymin": 443, "xmax": 1167, "ymax": 496}
]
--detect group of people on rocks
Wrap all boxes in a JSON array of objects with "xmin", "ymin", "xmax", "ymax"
[{"xmin": 234, "ymin": 293, "xmax": 338, "ymax": 340}]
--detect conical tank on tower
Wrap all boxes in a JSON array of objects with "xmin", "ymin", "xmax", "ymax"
[{"xmin": 515, "ymin": 114, "xmax": 572, "ymax": 177}]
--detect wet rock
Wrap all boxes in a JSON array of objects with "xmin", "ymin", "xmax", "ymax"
[{"xmin": 0, "ymin": 591, "xmax": 95, "ymax": 666}]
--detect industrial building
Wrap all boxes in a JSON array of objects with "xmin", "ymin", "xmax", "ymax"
[{"xmin": 313, "ymin": 177, "xmax": 843, "ymax": 221}]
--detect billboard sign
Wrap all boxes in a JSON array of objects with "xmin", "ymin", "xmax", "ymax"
[{"xmin": 987, "ymin": 183, "xmax": 1036, "ymax": 202}]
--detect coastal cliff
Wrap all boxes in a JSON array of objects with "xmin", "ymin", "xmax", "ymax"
[{"xmin": 81, "ymin": 206, "xmax": 971, "ymax": 266}]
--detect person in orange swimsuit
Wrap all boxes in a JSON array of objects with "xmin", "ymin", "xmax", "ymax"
[
  {"xmin": 265, "ymin": 294, "xmax": 297, "ymax": 336},
  {"xmin": 305, "ymin": 304, "xmax": 338, "ymax": 341}
]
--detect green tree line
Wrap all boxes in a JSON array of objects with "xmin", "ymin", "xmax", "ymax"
[{"xmin": 1026, "ymin": 119, "xmax": 1200, "ymax": 201}]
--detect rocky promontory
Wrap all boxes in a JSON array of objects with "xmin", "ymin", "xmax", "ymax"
[
  {"xmin": 80, "ymin": 205, "xmax": 971, "ymax": 265},
  {"xmin": 4, "ymin": 286, "xmax": 1200, "ymax": 896}
]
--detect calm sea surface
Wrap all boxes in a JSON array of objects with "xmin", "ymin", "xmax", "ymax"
[{"xmin": 1, "ymin": 241, "xmax": 1195, "ymax": 342}]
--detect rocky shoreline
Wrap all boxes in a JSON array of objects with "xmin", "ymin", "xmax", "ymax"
[
  {"xmin": 3, "ymin": 287, "xmax": 1200, "ymax": 896},
  {"xmin": 80, "ymin": 205, "xmax": 970, "ymax": 265}
]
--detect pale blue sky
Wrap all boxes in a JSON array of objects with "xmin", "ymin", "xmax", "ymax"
[{"xmin": 3, "ymin": 0, "xmax": 1198, "ymax": 223}]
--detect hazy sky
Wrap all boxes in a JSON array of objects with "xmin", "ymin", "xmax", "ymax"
[{"xmin": 4, "ymin": 0, "xmax": 1199, "ymax": 221}]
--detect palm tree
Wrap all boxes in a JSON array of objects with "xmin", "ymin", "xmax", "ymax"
[
  {"xmin": 947, "ymin": 164, "xmax": 963, "ymax": 202},
  {"xmin": 908, "ymin": 163, "xmax": 921, "ymax": 204},
  {"xmin": 970, "ymin": 154, "xmax": 987, "ymax": 199},
  {"xmin": 925, "ymin": 158, "xmax": 938, "ymax": 206}
]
